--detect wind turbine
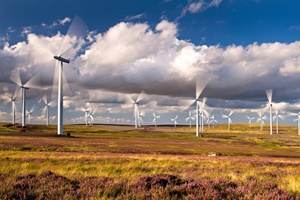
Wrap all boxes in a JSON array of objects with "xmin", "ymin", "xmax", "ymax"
[
  {"xmin": 266, "ymin": 89, "xmax": 273, "ymax": 135},
  {"xmin": 199, "ymin": 97, "xmax": 209, "ymax": 132},
  {"xmin": 256, "ymin": 110, "xmax": 267, "ymax": 131},
  {"xmin": 126, "ymin": 91, "xmax": 146, "ymax": 128},
  {"xmin": 171, "ymin": 115, "xmax": 178, "ymax": 128},
  {"xmin": 138, "ymin": 110, "xmax": 145, "ymax": 128},
  {"xmin": 41, "ymin": 95, "xmax": 56, "ymax": 126},
  {"xmin": 289, "ymin": 112, "xmax": 300, "ymax": 136},
  {"xmin": 53, "ymin": 15, "xmax": 87, "ymax": 135},
  {"xmin": 247, "ymin": 116, "xmax": 255, "ymax": 128},
  {"xmin": 81, "ymin": 107, "xmax": 90, "ymax": 126},
  {"xmin": 26, "ymin": 105, "xmax": 35, "ymax": 124},
  {"xmin": 3, "ymin": 87, "xmax": 20, "ymax": 124},
  {"xmin": 210, "ymin": 115, "xmax": 217, "ymax": 129},
  {"xmin": 88, "ymin": 110, "xmax": 95, "ymax": 126},
  {"xmin": 185, "ymin": 110, "xmax": 195, "ymax": 128},
  {"xmin": 273, "ymin": 110, "xmax": 285, "ymax": 134},
  {"xmin": 10, "ymin": 72, "xmax": 39, "ymax": 128},
  {"xmin": 222, "ymin": 111, "xmax": 233, "ymax": 130},
  {"xmin": 152, "ymin": 112, "xmax": 160, "ymax": 127}
]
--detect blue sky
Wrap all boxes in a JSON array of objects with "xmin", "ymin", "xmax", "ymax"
[{"xmin": 1, "ymin": 0, "xmax": 300, "ymax": 127}]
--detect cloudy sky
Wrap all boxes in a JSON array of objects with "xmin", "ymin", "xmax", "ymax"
[{"xmin": 1, "ymin": 0, "xmax": 300, "ymax": 126}]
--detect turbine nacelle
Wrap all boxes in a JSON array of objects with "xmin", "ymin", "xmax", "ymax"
[
  {"xmin": 21, "ymin": 86, "xmax": 29, "ymax": 90},
  {"xmin": 54, "ymin": 56, "xmax": 70, "ymax": 63}
]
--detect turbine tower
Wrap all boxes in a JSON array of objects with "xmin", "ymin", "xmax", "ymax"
[
  {"xmin": 266, "ymin": 89, "xmax": 273, "ymax": 135},
  {"xmin": 53, "ymin": 15, "xmax": 87, "ymax": 135}
]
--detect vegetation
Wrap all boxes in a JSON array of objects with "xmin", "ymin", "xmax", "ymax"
[{"xmin": 0, "ymin": 123, "xmax": 299, "ymax": 199}]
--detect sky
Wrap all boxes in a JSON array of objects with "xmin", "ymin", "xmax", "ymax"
[{"xmin": 1, "ymin": 0, "xmax": 300, "ymax": 127}]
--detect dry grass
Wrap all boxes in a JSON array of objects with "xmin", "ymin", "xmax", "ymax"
[{"xmin": 0, "ymin": 123, "xmax": 300, "ymax": 198}]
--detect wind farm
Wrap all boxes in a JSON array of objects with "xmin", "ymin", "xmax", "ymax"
[{"xmin": 1, "ymin": 0, "xmax": 300, "ymax": 198}]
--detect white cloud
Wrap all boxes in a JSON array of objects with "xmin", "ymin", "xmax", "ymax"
[
  {"xmin": 3, "ymin": 19, "xmax": 300, "ymax": 126},
  {"xmin": 59, "ymin": 17, "xmax": 71, "ymax": 25},
  {"xmin": 21, "ymin": 26, "xmax": 32, "ymax": 36},
  {"xmin": 180, "ymin": 0, "xmax": 223, "ymax": 19},
  {"xmin": 42, "ymin": 17, "xmax": 71, "ymax": 29},
  {"xmin": 125, "ymin": 13, "xmax": 146, "ymax": 21}
]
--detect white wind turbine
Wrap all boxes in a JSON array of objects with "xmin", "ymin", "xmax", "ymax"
[
  {"xmin": 26, "ymin": 105, "xmax": 35, "ymax": 124},
  {"xmin": 171, "ymin": 115, "xmax": 178, "ymax": 128},
  {"xmin": 3, "ymin": 87, "xmax": 20, "ymax": 124},
  {"xmin": 138, "ymin": 110, "xmax": 145, "ymax": 128},
  {"xmin": 266, "ymin": 89, "xmax": 273, "ymax": 135},
  {"xmin": 53, "ymin": 15, "xmax": 87, "ymax": 135},
  {"xmin": 199, "ymin": 97, "xmax": 209, "ymax": 132},
  {"xmin": 210, "ymin": 115, "xmax": 217, "ymax": 129},
  {"xmin": 10, "ymin": 72, "xmax": 39, "ymax": 128},
  {"xmin": 185, "ymin": 110, "xmax": 195, "ymax": 128},
  {"xmin": 152, "ymin": 112, "xmax": 160, "ymax": 127},
  {"xmin": 88, "ymin": 110, "xmax": 95, "ymax": 126},
  {"xmin": 126, "ymin": 91, "xmax": 146, "ymax": 128},
  {"xmin": 273, "ymin": 110, "xmax": 285, "ymax": 134},
  {"xmin": 222, "ymin": 111, "xmax": 234, "ymax": 130},
  {"xmin": 41, "ymin": 95, "xmax": 56, "ymax": 126},
  {"xmin": 81, "ymin": 107, "xmax": 90, "ymax": 126},
  {"xmin": 289, "ymin": 112, "xmax": 300, "ymax": 136},
  {"xmin": 181, "ymin": 81, "xmax": 207, "ymax": 137},
  {"xmin": 247, "ymin": 116, "xmax": 255, "ymax": 128},
  {"xmin": 256, "ymin": 110, "xmax": 267, "ymax": 131}
]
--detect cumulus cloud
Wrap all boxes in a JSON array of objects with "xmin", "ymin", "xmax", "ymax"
[{"xmin": 3, "ymin": 19, "xmax": 300, "ymax": 124}]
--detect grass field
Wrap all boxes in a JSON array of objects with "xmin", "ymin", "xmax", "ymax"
[{"xmin": 0, "ymin": 123, "xmax": 299, "ymax": 199}]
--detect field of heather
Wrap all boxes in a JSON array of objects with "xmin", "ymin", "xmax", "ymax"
[{"xmin": 0, "ymin": 123, "xmax": 300, "ymax": 199}]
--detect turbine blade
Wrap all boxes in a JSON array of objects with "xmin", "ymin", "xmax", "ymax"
[
  {"xmin": 196, "ymin": 80, "xmax": 208, "ymax": 99},
  {"xmin": 278, "ymin": 115, "xmax": 286, "ymax": 121},
  {"xmin": 41, "ymin": 106, "xmax": 47, "ymax": 116},
  {"xmin": 10, "ymin": 71, "xmax": 22, "ymax": 86},
  {"xmin": 229, "ymin": 118, "xmax": 232, "ymax": 124},
  {"xmin": 229, "ymin": 110, "xmax": 234, "ymax": 116},
  {"xmin": 62, "ymin": 70, "xmax": 74, "ymax": 97},
  {"xmin": 48, "ymin": 99, "xmax": 57, "ymax": 107},
  {"xmin": 13, "ymin": 86, "xmax": 21, "ymax": 100},
  {"xmin": 59, "ymin": 15, "xmax": 88, "ymax": 57},
  {"xmin": 222, "ymin": 114, "xmax": 228, "ymax": 118},
  {"xmin": 136, "ymin": 90, "xmax": 146, "ymax": 103},
  {"xmin": 202, "ymin": 97, "xmax": 207, "ymax": 107},
  {"xmin": 125, "ymin": 94, "xmax": 135, "ymax": 104},
  {"xmin": 266, "ymin": 89, "xmax": 273, "ymax": 103},
  {"xmin": 51, "ymin": 61, "xmax": 59, "ymax": 98},
  {"xmin": 42, "ymin": 95, "xmax": 48, "ymax": 105},
  {"xmin": 24, "ymin": 74, "xmax": 40, "ymax": 88}
]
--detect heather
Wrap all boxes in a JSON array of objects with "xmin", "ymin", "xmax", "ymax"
[
  {"xmin": 0, "ymin": 123, "xmax": 300, "ymax": 198},
  {"xmin": 0, "ymin": 171, "xmax": 297, "ymax": 199}
]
